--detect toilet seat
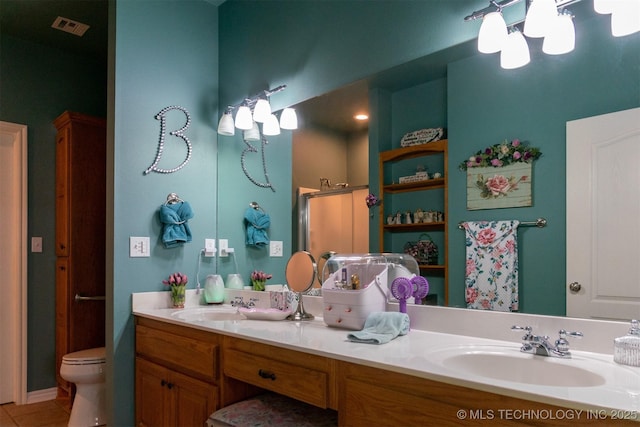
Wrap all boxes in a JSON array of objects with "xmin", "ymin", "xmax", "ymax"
[{"xmin": 62, "ymin": 347, "xmax": 106, "ymax": 365}]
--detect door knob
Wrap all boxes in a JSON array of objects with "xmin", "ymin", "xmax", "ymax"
[{"xmin": 568, "ymin": 282, "xmax": 582, "ymax": 292}]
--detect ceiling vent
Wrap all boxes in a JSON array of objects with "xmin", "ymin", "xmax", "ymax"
[{"xmin": 51, "ymin": 16, "xmax": 90, "ymax": 37}]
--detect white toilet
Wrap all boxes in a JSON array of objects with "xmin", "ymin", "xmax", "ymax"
[{"xmin": 60, "ymin": 347, "xmax": 106, "ymax": 427}]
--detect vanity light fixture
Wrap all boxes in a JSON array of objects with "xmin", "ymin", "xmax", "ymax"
[
  {"xmin": 465, "ymin": 0, "xmax": 593, "ymax": 69},
  {"xmin": 262, "ymin": 114, "xmax": 281, "ymax": 136},
  {"xmin": 216, "ymin": 84, "xmax": 298, "ymax": 135},
  {"xmin": 243, "ymin": 121, "xmax": 261, "ymax": 141},
  {"xmin": 595, "ymin": 0, "xmax": 640, "ymax": 37}
]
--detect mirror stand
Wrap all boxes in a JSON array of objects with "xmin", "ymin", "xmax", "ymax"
[
  {"xmin": 287, "ymin": 292, "xmax": 314, "ymax": 321},
  {"xmin": 285, "ymin": 251, "xmax": 318, "ymax": 322}
]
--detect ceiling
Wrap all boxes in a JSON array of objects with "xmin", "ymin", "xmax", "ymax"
[
  {"xmin": 1, "ymin": 0, "xmax": 109, "ymax": 61},
  {"xmin": 0, "ymin": 0, "xmax": 474, "ymax": 134}
]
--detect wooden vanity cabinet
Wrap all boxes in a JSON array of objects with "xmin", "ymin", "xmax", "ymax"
[
  {"xmin": 135, "ymin": 318, "xmax": 220, "ymax": 427},
  {"xmin": 337, "ymin": 361, "xmax": 635, "ymax": 426},
  {"xmin": 222, "ymin": 336, "xmax": 337, "ymax": 410}
]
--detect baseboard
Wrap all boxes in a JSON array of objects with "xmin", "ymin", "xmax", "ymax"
[{"xmin": 26, "ymin": 387, "xmax": 57, "ymax": 404}]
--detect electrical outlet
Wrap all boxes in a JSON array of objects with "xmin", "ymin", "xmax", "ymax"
[
  {"xmin": 31, "ymin": 236, "xmax": 43, "ymax": 253},
  {"xmin": 130, "ymin": 236, "xmax": 150, "ymax": 257},
  {"xmin": 269, "ymin": 240, "xmax": 283, "ymax": 257},
  {"xmin": 204, "ymin": 238, "xmax": 216, "ymax": 257}
]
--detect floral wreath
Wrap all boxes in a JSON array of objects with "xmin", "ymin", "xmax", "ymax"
[{"xmin": 458, "ymin": 139, "xmax": 541, "ymax": 171}]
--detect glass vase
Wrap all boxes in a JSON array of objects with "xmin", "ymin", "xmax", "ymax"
[
  {"xmin": 252, "ymin": 280, "xmax": 266, "ymax": 291},
  {"xmin": 171, "ymin": 285, "xmax": 186, "ymax": 308}
]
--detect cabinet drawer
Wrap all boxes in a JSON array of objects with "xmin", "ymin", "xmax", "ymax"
[
  {"xmin": 136, "ymin": 323, "xmax": 218, "ymax": 382},
  {"xmin": 224, "ymin": 347, "xmax": 329, "ymax": 408}
]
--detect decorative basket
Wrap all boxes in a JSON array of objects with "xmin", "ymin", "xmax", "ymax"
[{"xmin": 404, "ymin": 234, "xmax": 438, "ymax": 265}]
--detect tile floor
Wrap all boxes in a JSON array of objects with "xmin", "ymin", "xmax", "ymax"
[{"xmin": 0, "ymin": 400, "xmax": 69, "ymax": 427}]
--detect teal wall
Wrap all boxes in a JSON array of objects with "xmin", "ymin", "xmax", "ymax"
[
  {"xmin": 110, "ymin": 1, "xmax": 218, "ymax": 424},
  {"xmin": 0, "ymin": 34, "xmax": 106, "ymax": 391},
  {"xmin": 446, "ymin": 11, "xmax": 639, "ymax": 314}
]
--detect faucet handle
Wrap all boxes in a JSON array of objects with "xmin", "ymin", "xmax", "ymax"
[
  {"xmin": 511, "ymin": 325, "xmax": 533, "ymax": 339},
  {"xmin": 555, "ymin": 329, "xmax": 583, "ymax": 353}
]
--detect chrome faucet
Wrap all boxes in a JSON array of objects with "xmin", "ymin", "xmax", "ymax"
[
  {"xmin": 231, "ymin": 296, "xmax": 257, "ymax": 309},
  {"xmin": 512, "ymin": 325, "xmax": 583, "ymax": 359}
]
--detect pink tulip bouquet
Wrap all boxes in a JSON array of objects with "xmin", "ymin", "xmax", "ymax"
[
  {"xmin": 163, "ymin": 272, "xmax": 188, "ymax": 308},
  {"xmin": 250, "ymin": 270, "xmax": 272, "ymax": 291}
]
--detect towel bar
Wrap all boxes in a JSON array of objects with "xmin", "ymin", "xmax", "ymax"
[
  {"xmin": 458, "ymin": 218, "xmax": 547, "ymax": 229},
  {"xmin": 75, "ymin": 294, "xmax": 106, "ymax": 302}
]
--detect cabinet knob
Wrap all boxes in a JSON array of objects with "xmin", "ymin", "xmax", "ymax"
[
  {"xmin": 258, "ymin": 369, "xmax": 276, "ymax": 380},
  {"xmin": 161, "ymin": 379, "xmax": 166, "ymax": 387}
]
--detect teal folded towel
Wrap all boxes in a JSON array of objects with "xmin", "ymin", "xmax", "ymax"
[
  {"xmin": 159, "ymin": 201, "xmax": 194, "ymax": 248},
  {"xmin": 244, "ymin": 207, "xmax": 271, "ymax": 247},
  {"xmin": 347, "ymin": 312, "xmax": 410, "ymax": 345}
]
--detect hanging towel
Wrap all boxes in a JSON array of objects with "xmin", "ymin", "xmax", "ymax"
[
  {"xmin": 244, "ymin": 207, "xmax": 270, "ymax": 247},
  {"xmin": 347, "ymin": 312, "xmax": 410, "ymax": 345},
  {"xmin": 159, "ymin": 201, "xmax": 194, "ymax": 248},
  {"xmin": 463, "ymin": 220, "xmax": 519, "ymax": 312}
]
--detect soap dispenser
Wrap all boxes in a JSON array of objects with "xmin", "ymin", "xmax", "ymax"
[
  {"xmin": 614, "ymin": 319, "xmax": 640, "ymax": 367},
  {"xmin": 204, "ymin": 274, "xmax": 225, "ymax": 304}
]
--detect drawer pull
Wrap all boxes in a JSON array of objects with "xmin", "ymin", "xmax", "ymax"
[
  {"xmin": 161, "ymin": 379, "xmax": 166, "ymax": 386},
  {"xmin": 258, "ymin": 369, "xmax": 276, "ymax": 380}
]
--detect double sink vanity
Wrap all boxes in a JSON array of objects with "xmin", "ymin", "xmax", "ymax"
[{"xmin": 132, "ymin": 290, "xmax": 639, "ymax": 426}]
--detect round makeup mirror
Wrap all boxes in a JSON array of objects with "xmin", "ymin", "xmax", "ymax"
[{"xmin": 285, "ymin": 251, "xmax": 317, "ymax": 321}]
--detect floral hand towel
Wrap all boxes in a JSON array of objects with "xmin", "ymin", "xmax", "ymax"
[{"xmin": 463, "ymin": 220, "xmax": 519, "ymax": 311}]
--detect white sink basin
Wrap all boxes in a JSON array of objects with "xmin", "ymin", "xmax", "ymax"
[
  {"xmin": 238, "ymin": 307, "xmax": 292, "ymax": 320},
  {"xmin": 171, "ymin": 306, "xmax": 246, "ymax": 322},
  {"xmin": 432, "ymin": 345, "xmax": 607, "ymax": 388}
]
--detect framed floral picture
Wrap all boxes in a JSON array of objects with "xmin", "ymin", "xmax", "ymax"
[{"xmin": 459, "ymin": 139, "xmax": 541, "ymax": 211}]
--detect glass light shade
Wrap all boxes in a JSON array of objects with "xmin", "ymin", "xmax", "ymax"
[
  {"xmin": 594, "ymin": 0, "xmax": 617, "ymax": 14},
  {"xmin": 243, "ymin": 121, "xmax": 261, "ymax": 141},
  {"xmin": 477, "ymin": 12, "xmax": 508, "ymax": 53},
  {"xmin": 279, "ymin": 108, "xmax": 298, "ymax": 130},
  {"xmin": 500, "ymin": 29, "xmax": 530, "ymax": 69},
  {"xmin": 611, "ymin": 2, "xmax": 640, "ymax": 37},
  {"xmin": 252, "ymin": 99, "xmax": 271, "ymax": 123},
  {"xmin": 217, "ymin": 111, "xmax": 235, "ymax": 136},
  {"xmin": 543, "ymin": 12, "xmax": 575, "ymax": 55},
  {"xmin": 235, "ymin": 105, "xmax": 253, "ymax": 130},
  {"xmin": 524, "ymin": 0, "xmax": 557, "ymax": 38},
  {"xmin": 263, "ymin": 114, "xmax": 281, "ymax": 136}
]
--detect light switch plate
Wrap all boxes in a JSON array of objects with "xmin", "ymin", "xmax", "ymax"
[
  {"xmin": 130, "ymin": 236, "xmax": 150, "ymax": 257},
  {"xmin": 31, "ymin": 236, "xmax": 43, "ymax": 253},
  {"xmin": 269, "ymin": 240, "xmax": 283, "ymax": 257}
]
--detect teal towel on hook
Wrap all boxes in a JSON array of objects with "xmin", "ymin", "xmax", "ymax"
[
  {"xmin": 159, "ymin": 201, "xmax": 194, "ymax": 248},
  {"xmin": 244, "ymin": 207, "xmax": 270, "ymax": 247}
]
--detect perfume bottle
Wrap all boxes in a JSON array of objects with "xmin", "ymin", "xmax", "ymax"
[{"xmin": 613, "ymin": 319, "xmax": 640, "ymax": 367}]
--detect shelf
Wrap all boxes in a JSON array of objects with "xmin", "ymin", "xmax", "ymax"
[
  {"xmin": 383, "ymin": 178, "xmax": 444, "ymax": 194},
  {"xmin": 379, "ymin": 140, "xmax": 448, "ymax": 163},
  {"xmin": 383, "ymin": 222, "xmax": 445, "ymax": 232},
  {"xmin": 419, "ymin": 264, "xmax": 445, "ymax": 272}
]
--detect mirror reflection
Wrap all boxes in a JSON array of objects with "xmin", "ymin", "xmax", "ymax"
[{"xmin": 289, "ymin": 14, "xmax": 639, "ymax": 320}]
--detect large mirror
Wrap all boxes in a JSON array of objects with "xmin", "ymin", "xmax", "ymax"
[{"xmin": 288, "ymin": 5, "xmax": 640, "ymax": 321}]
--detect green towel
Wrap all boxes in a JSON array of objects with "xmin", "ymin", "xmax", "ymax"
[{"xmin": 347, "ymin": 312, "xmax": 410, "ymax": 345}]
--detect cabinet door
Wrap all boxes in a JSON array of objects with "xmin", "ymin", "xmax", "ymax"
[
  {"xmin": 136, "ymin": 358, "xmax": 171, "ymax": 427},
  {"xmin": 171, "ymin": 369, "xmax": 218, "ymax": 427},
  {"xmin": 55, "ymin": 258, "xmax": 70, "ymax": 395},
  {"xmin": 55, "ymin": 128, "xmax": 70, "ymax": 257}
]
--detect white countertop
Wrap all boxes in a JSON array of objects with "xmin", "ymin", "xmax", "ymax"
[{"xmin": 132, "ymin": 290, "xmax": 640, "ymax": 419}]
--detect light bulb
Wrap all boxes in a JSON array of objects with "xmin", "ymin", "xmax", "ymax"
[
  {"xmin": 263, "ymin": 114, "xmax": 281, "ymax": 136},
  {"xmin": 235, "ymin": 105, "xmax": 253, "ymax": 130},
  {"xmin": 252, "ymin": 98, "xmax": 271, "ymax": 123},
  {"xmin": 243, "ymin": 121, "xmax": 261, "ymax": 141},
  {"xmin": 279, "ymin": 108, "xmax": 298, "ymax": 130},
  {"xmin": 524, "ymin": 0, "xmax": 557, "ymax": 38},
  {"xmin": 478, "ymin": 11, "xmax": 508, "ymax": 53},
  {"xmin": 543, "ymin": 11, "xmax": 575, "ymax": 55},
  {"xmin": 217, "ymin": 110, "xmax": 235, "ymax": 136},
  {"xmin": 611, "ymin": 1, "xmax": 640, "ymax": 36},
  {"xmin": 500, "ymin": 28, "xmax": 530, "ymax": 69},
  {"xmin": 594, "ymin": 0, "xmax": 617, "ymax": 14}
]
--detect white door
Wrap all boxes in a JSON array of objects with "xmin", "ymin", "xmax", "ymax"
[
  {"xmin": 566, "ymin": 107, "xmax": 640, "ymax": 320},
  {"xmin": 0, "ymin": 121, "xmax": 28, "ymax": 404}
]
